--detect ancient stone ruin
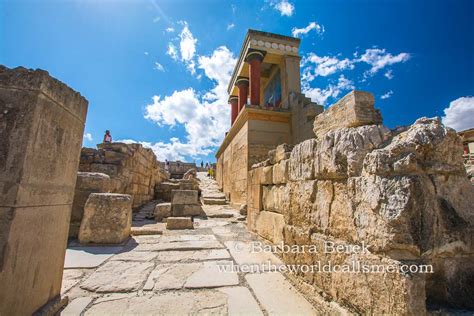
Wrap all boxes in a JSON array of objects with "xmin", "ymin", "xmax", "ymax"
[
  {"xmin": 0, "ymin": 66, "xmax": 88, "ymax": 314},
  {"xmin": 1, "ymin": 28, "xmax": 473, "ymax": 315},
  {"xmin": 247, "ymin": 98, "xmax": 474, "ymax": 313}
]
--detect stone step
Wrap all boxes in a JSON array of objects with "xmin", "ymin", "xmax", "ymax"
[{"xmin": 202, "ymin": 197, "xmax": 227, "ymax": 205}]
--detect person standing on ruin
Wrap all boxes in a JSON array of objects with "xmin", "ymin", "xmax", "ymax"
[{"xmin": 103, "ymin": 130, "xmax": 112, "ymax": 143}]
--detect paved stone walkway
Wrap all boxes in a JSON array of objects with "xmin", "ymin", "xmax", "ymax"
[{"xmin": 61, "ymin": 172, "xmax": 316, "ymax": 315}]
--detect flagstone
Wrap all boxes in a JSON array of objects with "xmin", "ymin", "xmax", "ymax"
[
  {"xmin": 80, "ymin": 261, "xmax": 154, "ymax": 293},
  {"xmin": 64, "ymin": 246, "xmax": 123, "ymax": 269},
  {"xmin": 245, "ymin": 272, "xmax": 317, "ymax": 315}
]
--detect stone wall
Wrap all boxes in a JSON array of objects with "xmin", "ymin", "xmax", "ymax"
[
  {"xmin": 0, "ymin": 66, "xmax": 88, "ymax": 314},
  {"xmin": 79, "ymin": 143, "xmax": 168, "ymax": 208},
  {"xmin": 247, "ymin": 94, "xmax": 474, "ymax": 313},
  {"xmin": 313, "ymin": 90, "xmax": 382, "ymax": 139},
  {"xmin": 217, "ymin": 121, "xmax": 249, "ymax": 205},
  {"xmin": 159, "ymin": 161, "xmax": 196, "ymax": 179}
]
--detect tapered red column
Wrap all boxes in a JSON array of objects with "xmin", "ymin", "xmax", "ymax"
[
  {"xmin": 235, "ymin": 77, "xmax": 249, "ymax": 113},
  {"xmin": 229, "ymin": 95, "xmax": 238, "ymax": 125},
  {"xmin": 246, "ymin": 51, "xmax": 265, "ymax": 106}
]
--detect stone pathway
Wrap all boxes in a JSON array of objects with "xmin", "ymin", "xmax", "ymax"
[{"xmin": 61, "ymin": 172, "xmax": 316, "ymax": 315}]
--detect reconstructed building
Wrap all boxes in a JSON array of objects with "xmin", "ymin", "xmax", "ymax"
[{"xmin": 215, "ymin": 30, "xmax": 323, "ymax": 205}]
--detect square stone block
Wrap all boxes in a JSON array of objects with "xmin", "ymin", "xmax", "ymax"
[
  {"xmin": 166, "ymin": 217, "xmax": 194, "ymax": 230},
  {"xmin": 79, "ymin": 193, "xmax": 132, "ymax": 244},
  {"xmin": 172, "ymin": 204, "xmax": 203, "ymax": 217},
  {"xmin": 154, "ymin": 202, "xmax": 171, "ymax": 221},
  {"xmin": 171, "ymin": 190, "xmax": 198, "ymax": 205}
]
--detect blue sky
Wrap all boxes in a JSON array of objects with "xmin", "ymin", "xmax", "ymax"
[{"xmin": 1, "ymin": 0, "xmax": 473, "ymax": 162}]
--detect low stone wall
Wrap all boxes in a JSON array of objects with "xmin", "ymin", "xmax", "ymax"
[
  {"xmin": 247, "ymin": 114, "xmax": 474, "ymax": 312},
  {"xmin": 79, "ymin": 143, "xmax": 168, "ymax": 208}
]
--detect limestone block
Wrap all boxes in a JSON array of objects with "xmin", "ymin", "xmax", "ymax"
[
  {"xmin": 0, "ymin": 66, "xmax": 88, "ymax": 316},
  {"xmin": 260, "ymin": 166, "xmax": 273, "ymax": 185},
  {"xmin": 90, "ymin": 163, "xmax": 119, "ymax": 176},
  {"xmin": 171, "ymin": 190, "xmax": 198, "ymax": 205},
  {"xmin": 272, "ymin": 160, "xmax": 289, "ymax": 184},
  {"xmin": 70, "ymin": 172, "xmax": 110, "ymax": 238},
  {"xmin": 172, "ymin": 204, "xmax": 203, "ymax": 217},
  {"xmin": 166, "ymin": 217, "xmax": 194, "ymax": 230},
  {"xmin": 313, "ymin": 90, "xmax": 382, "ymax": 139},
  {"xmin": 289, "ymin": 138, "xmax": 317, "ymax": 181},
  {"xmin": 103, "ymin": 150, "xmax": 128, "ymax": 165},
  {"xmin": 262, "ymin": 185, "xmax": 290, "ymax": 214},
  {"xmin": 274, "ymin": 143, "xmax": 293, "ymax": 163},
  {"xmin": 255, "ymin": 211, "xmax": 285, "ymax": 244},
  {"xmin": 79, "ymin": 193, "xmax": 132, "ymax": 244},
  {"xmin": 154, "ymin": 203, "xmax": 171, "ymax": 221}
]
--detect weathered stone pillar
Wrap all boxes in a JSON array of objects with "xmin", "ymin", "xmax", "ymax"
[
  {"xmin": 0, "ymin": 66, "xmax": 88, "ymax": 315},
  {"xmin": 245, "ymin": 50, "xmax": 265, "ymax": 106},
  {"xmin": 229, "ymin": 95, "xmax": 238, "ymax": 125},
  {"xmin": 236, "ymin": 77, "xmax": 249, "ymax": 113}
]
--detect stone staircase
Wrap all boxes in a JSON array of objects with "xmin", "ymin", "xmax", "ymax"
[{"xmin": 197, "ymin": 172, "xmax": 228, "ymax": 205}]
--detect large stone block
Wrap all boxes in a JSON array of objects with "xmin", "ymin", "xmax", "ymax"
[
  {"xmin": 154, "ymin": 203, "xmax": 171, "ymax": 221},
  {"xmin": 172, "ymin": 204, "xmax": 203, "ymax": 217},
  {"xmin": 255, "ymin": 211, "xmax": 285, "ymax": 244},
  {"xmin": 272, "ymin": 160, "xmax": 289, "ymax": 184},
  {"xmin": 171, "ymin": 190, "xmax": 198, "ymax": 205},
  {"xmin": 262, "ymin": 185, "xmax": 290, "ymax": 214},
  {"xmin": 260, "ymin": 166, "xmax": 273, "ymax": 185},
  {"xmin": 0, "ymin": 66, "xmax": 88, "ymax": 315},
  {"xmin": 313, "ymin": 90, "xmax": 382, "ymax": 139},
  {"xmin": 78, "ymin": 193, "xmax": 132, "ymax": 244},
  {"xmin": 166, "ymin": 217, "xmax": 194, "ymax": 230}
]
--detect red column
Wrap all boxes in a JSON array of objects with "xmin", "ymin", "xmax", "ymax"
[
  {"xmin": 229, "ymin": 96, "xmax": 238, "ymax": 125},
  {"xmin": 236, "ymin": 77, "xmax": 249, "ymax": 113},
  {"xmin": 246, "ymin": 51, "xmax": 264, "ymax": 105}
]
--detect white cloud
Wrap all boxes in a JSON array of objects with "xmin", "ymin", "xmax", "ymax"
[
  {"xmin": 83, "ymin": 132, "xmax": 93, "ymax": 142},
  {"xmin": 303, "ymin": 75, "xmax": 354, "ymax": 105},
  {"xmin": 167, "ymin": 22, "xmax": 198, "ymax": 74},
  {"xmin": 442, "ymin": 96, "xmax": 474, "ymax": 131},
  {"xmin": 380, "ymin": 90, "xmax": 393, "ymax": 99},
  {"xmin": 227, "ymin": 23, "xmax": 235, "ymax": 30},
  {"xmin": 358, "ymin": 48, "xmax": 410, "ymax": 76},
  {"xmin": 144, "ymin": 51, "xmax": 149, "ymax": 56},
  {"xmin": 154, "ymin": 62, "xmax": 165, "ymax": 72},
  {"xmin": 291, "ymin": 22, "xmax": 324, "ymax": 37},
  {"xmin": 165, "ymin": 27, "xmax": 175, "ymax": 32},
  {"xmin": 167, "ymin": 43, "xmax": 178, "ymax": 60},
  {"xmin": 384, "ymin": 69, "xmax": 393, "ymax": 79},
  {"xmin": 302, "ymin": 53, "xmax": 354, "ymax": 79},
  {"xmin": 143, "ymin": 46, "xmax": 237, "ymax": 161},
  {"xmin": 153, "ymin": 17, "xmax": 160, "ymax": 23},
  {"xmin": 179, "ymin": 22, "xmax": 197, "ymax": 73},
  {"xmin": 272, "ymin": 0, "xmax": 294, "ymax": 16}
]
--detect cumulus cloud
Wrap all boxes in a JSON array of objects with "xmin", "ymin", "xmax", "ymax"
[
  {"xmin": 83, "ymin": 132, "xmax": 93, "ymax": 142},
  {"xmin": 303, "ymin": 75, "xmax": 354, "ymax": 105},
  {"xmin": 271, "ymin": 0, "xmax": 294, "ymax": 16},
  {"xmin": 380, "ymin": 90, "xmax": 393, "ymax": 99},
  {"xmin": 143, "ymin": 46, "xmax": 237, "ymax": 161},
  {"xmin": 358, "ymin": 48, "xmax": 410, "ymax": 76},
  {"xmin": 166, "ymin": 22, "xmax": 198, "ymax": 74},
  {"xmin": 154, "ymin": 62, "xmax": 165, "ymax": 72},
  {"xmin": 291, "ymin": 22, "xmax": 324, "ymax": 37},
  {"xmin": 165, "ymin": 27, "xmax": 175, "ymax": 32},
  {"xmin": 227, "ymin": 23, "xmax": 235, "ymax": 30},
  {"xmin": 302, "ymin": 53, "xmax": 354, "ymax": 79},
  {"xmin": 178, "ymin": 22, "xmax": 197, "ymax": 73},
  {"xmin": 442, "ymin": 96, "xmax": 474, "ymax": 131},
  {"xmin": 167, "ymin": 43, "xmax": 178, "ymax": 60},
  {"xmin": 384, "ymin": 69, "xmax": 394, "ymax": 80}
]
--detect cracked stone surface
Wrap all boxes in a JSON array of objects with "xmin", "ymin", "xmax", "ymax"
[{"xmin": 61, "ymin": 172, "xmax": 316, "ymax": 315}]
